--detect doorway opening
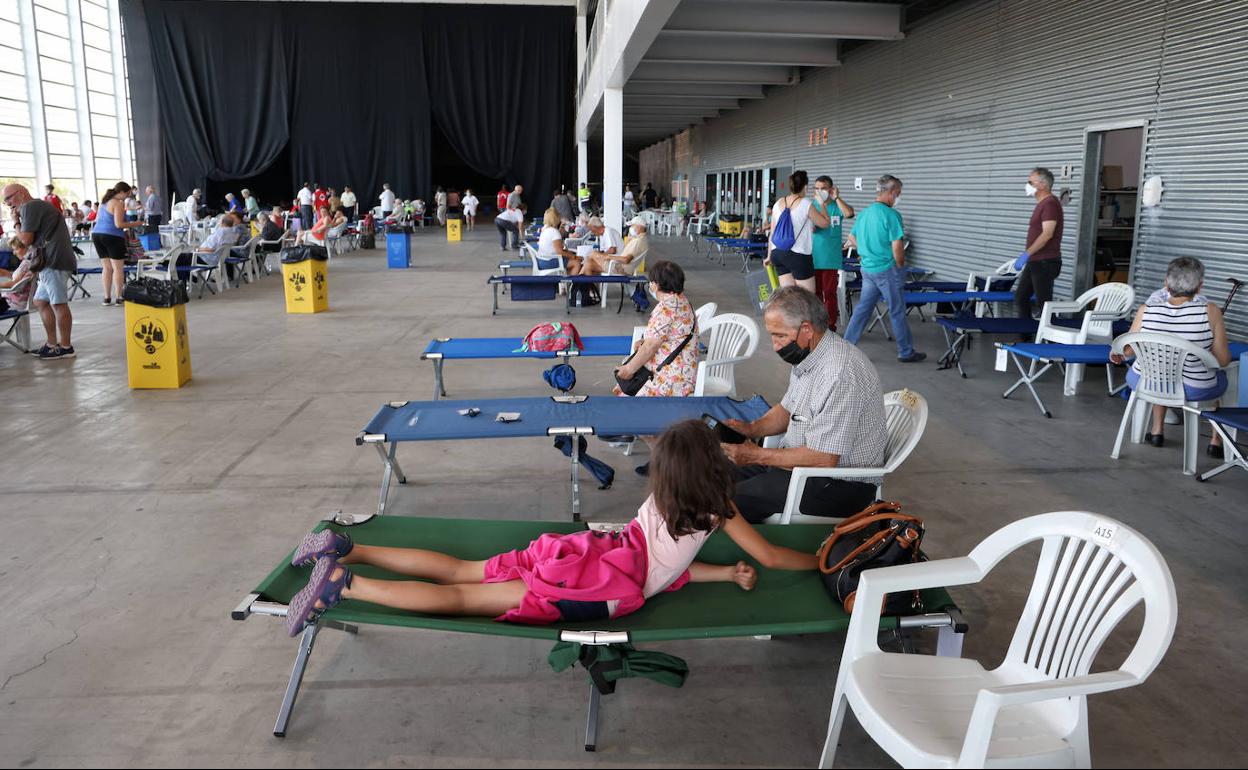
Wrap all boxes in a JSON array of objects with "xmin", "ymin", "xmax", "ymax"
[{"xmin": 1075, "ymin": 124, "xmax": 1145, "ymax": 294}]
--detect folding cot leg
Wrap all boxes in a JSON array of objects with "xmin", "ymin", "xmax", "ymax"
[
  {"xmin": 374, "ymin": 442, "xmax": 407, "ymax": 517},
  {"xmin": 1198, "ymin": 421, "xmax": 1247, "ymax": 481},
  {"xmin": 570, "ymin": 448, "xmax": 581, "ymax": 522},
  {"xmin": 274, "ymin": 624, "xmax": 320, "ymax": 737},
  {"xmin": 432, "ymin": 359, "xmax": 447, "ymax": 400},
  {"xmin": 583, "ymin": 683, "xmax": 601, "ymax": 751},
  {"xmin": 491, "ymin": 283, "xmax": 499, "ymax": 315},
  {"xmin": 1002, "ymin": 354, "xmax": 1052, "ymax": 418},
  {"xmin": 936, "ymin": 615, "xmax": 965, "ymax": 658}
]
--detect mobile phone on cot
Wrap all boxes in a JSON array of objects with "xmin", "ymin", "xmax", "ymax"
[{"xmin": 702, "ymin": 413, "xmax": 748, "ymax": 444}]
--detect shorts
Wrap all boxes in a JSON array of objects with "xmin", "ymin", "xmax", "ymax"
[
  {"xmin": 34, "ymin": 269, "xmax": 71, "ymax": 305},
  {"xmin": 92, "ymin": 233, "xmax": 127, "ymax": 261},
  {"xmin": 771, "ymin": 248, "xmax": 815, "ymax": 280}
]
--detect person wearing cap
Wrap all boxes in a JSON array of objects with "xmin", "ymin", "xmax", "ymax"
[{"xmin": 578, "ymin": 216, "xmax": 647, "ymax": 276}]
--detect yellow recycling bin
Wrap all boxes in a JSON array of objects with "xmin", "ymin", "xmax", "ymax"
[
  {"xmin": 281, "ymin": 246, "xmax": 329, "ymax": 314},
  {"xmin": 125, "ymin": 302, "xmax": 192, "ymax": 389},
  {"xmin": 446, "ymin": 217, "xmax": 462, "ymax": 242}
]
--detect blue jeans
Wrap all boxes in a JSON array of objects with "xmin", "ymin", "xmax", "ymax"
[{"xmin": 843, "ymin": 265, "xmax": 915, "ymax": 359}]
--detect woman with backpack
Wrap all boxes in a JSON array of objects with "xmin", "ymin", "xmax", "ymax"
[{"xmin": 766, "ymin": 170, "xmax": 830, "ymax": 293}]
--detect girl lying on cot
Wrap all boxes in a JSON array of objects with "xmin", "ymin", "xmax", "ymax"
[{"xmin": 286, "ymin": 420, "xmax": 818, "ymax": 635}]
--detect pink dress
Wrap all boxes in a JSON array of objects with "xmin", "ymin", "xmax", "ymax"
[{"xmin": 483, "ymin": 495, "xmax": 712, "ymax": 625}]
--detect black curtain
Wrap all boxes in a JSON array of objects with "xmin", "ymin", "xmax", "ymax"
[
  {"xmin": 423, "ymin": 5, "xmax": 572, "ymax": 206},
  {"xmin": 118, "ymin": 0, "xmax": 166, "ymax": 215},
  {"xmin": 126, "ymin": 1, "xmax": 571, "ymax": 210}
]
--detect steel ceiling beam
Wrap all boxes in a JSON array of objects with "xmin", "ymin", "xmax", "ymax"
[
  {"xmin": 629, "ymin": 62, "xmax": 798, "ymax": 85},
  {"xmin": 645, "ymin": 31, "xmax": 841, "ymax": 66},
  {"xmin": 625, "ymin": 81, "xmax": 767, "ymax": 99},
  {"xmin": 663, "ymin": 0, "xmax": 903, "ymax": 40}
]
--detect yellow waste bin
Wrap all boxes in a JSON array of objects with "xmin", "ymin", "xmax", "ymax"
[
  {"xmin": 125, "ymin": 302, "xmax": 192, "ymax": 389},
  {"xmin": 446, "ymin": 217, "xmax": 462, "ymax": 242},
  {"xmin": 281, "ymin": 245, "xmax": 329, "ymax": 314}
]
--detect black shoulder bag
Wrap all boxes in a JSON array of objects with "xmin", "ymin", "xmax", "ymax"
[{"xmin": 615, "ymin": 331, "xmax": 695, "ymax": 396}]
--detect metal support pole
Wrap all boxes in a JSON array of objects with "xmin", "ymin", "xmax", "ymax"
[
  {"xmin": 274, "ymin": 624, "xmax": 319, "ymax": 737},
  {"xmin": 432, "ymin": 358, "xmax": 446, "ymax": 399},
  {"xmin": 570, "ymin": 445, "xmax": 582, "ymax": 522},
  {"xmin": 584, "ymin": 683, "xmax": 601, "ymax": 751}
]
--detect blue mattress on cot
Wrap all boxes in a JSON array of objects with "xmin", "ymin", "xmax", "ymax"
[
  {"xmin": 489, "ymin": 275, "xmax": 644, "ymax": 285},
  {"xmin": 849, "ymin": 280, "xmax": 966, "ymax": 292},
  {"xmin": 1003, "ymin": 341, "xmax": 1248, "ymax": 366},
  {"xmin": 422, "ymin": 336, "xmax": 632, "ymax": 360},
  {"xmin": 936, "ymin": 316, "xmax": 1038, "ymax": 335},
  {"xmin": 359, "ymin": 395, "xmax": 770, "ymax": 443},
  {"xmin": 903, "ymin": 290, "xmax": 1014, "ymax": 305},
  {"xmin": 1202, "ymin": 408, "xmax": 1248, "ymax": 432}
]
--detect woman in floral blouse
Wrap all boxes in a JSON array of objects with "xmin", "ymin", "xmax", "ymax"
[{"xmin": 614, "ymin": 261, "xmax": 700, "ymax": 474}]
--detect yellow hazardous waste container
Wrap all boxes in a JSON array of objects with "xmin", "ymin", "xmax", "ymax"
[
  {"xmin": 125, "ymin": 302, "xmax": 191, "ymax": 389},
  {"xmin": 446, "ymin": 217, "xmax": 462, "ymax": 242},
  {"xmin": 281, "ymin": 245, "xmax": 329, "ymax": 313}
]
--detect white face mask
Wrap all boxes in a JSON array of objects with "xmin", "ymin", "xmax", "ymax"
[
  {"xmin": 648, "ymin": 283, "xmax": 659, "ymax": 300},
  {"xmin": 1025, "ymin": 183, "xmax": 1037, "ymax": 197},
  {"xmin": 815, "ymin": 189, "xmax": 830, "ymax": 202}
]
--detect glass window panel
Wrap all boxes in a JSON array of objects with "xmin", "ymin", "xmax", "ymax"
[
  {"xmin": 41, "ymin": 81, "xmax": 75, "ymax": 108},
  {"xmin": 86, "ymin": 68, "xmax": 113, "ymax": 94},
  {"xmin": 39, "ymin": 56, "xmax": 75, "ymax": 85},
  {"xmin": 81, "ymin": 22, "xmax": 109, "ymax": 49},
  {"xmin": 80, "ymin": 3, "xmax": 108, "ymax": 29},
  {"xmin": 95, "ymin": 157, "xmax": 120, "ymax": 181},
  {"xmin": 0, "ymin": 19, "xmax": 22, "ymax": 48},
  {"xmin": 34, "ymin": 0, "xmax": 67, "ymax": 10},
  {"xmin": 3, "ymin": 49, "xmax": 21, "ymax": 78},
  {"xmin": 90, "ymin": 112, "xmax": 116, "ymax": 136},
  {"xmin": 92, "ymin": 135, "xmax": 118, "ymax": 157},
  {"xmin": 51, "ymin": 179, "xmax": 86, "ymax": 203},
  {"xmin": 0, "ymin": 97, "xmax": 31, "ymax": 126},
  {"xmin": 0, "ymin": 0, "xmax": 20, "ymax": 22},
  {"xmin": 46, "ymin": 129, "xmax": 80, "ymax": 155},
  {"xmin": 0, "ymin": 124, "xmax": 34, "ymax": 153},
  {"xmin": 0, "ymin": 72, "xmax": 26, "ymax": 104},
  {"xmin": 37, "ymin": 30, "xmax": 71, "ymax": 60},
  {"xmin": 88, "ymin": 89, "xmax": 114, "ymax": 115},
  {"xmin": 44, "ymin": 105, "xmax": 76, "ymax": 131},
  {"xmin": 49, "ymin": 153, "xmax": 81, "ymax": 177},
  {"xmin": 34, "ymin": 6, "xmax": 69, "ymax": 35},
  {"xmin": 0, "ymin": 151, "xmax": 37, "ymax": 177},
  {"xmin": 84, "ymin": 45, "xmax": 111, "ymax": 72}
]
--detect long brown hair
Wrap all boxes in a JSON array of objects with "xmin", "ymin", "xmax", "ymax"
[{"xmin": 649, "ymin": 420, "xmax": 736, "ymax": 539}]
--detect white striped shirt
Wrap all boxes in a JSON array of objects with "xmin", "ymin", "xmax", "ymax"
[{"xmin": 1134, "ymin": 297, "xmax": 1216, "ymax": 388}]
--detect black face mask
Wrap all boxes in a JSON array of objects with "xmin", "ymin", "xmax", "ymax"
[{"xmin": 777, "ymin": 339, "xmax": 811, "ymax": 366}]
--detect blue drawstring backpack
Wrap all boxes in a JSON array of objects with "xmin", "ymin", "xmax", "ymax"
[
  {"xmin": 770, "ymin": 198, "xmax": 807, "ymax": 251},
  {"xmin": 543, "ymin": 363, "xmax": 577, "ymax": 392}
]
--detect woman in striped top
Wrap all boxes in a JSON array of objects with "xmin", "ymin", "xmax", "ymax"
[{"xmin": 1113, "ymin": 257, "xmax": 1232, "ymax": 455}]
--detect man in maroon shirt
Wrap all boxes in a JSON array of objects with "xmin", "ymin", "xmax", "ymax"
[
  {"xmin": 1015, "ymin": 167, "xmax": 1063, "ymax": 320},
  {"xmin": 43, "ymin": 184, "xmax": 63, "ymax": 215}
]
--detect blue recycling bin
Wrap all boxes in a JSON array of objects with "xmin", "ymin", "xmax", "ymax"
[
  {"xmin": 386, "ymin": 230, "xmax": 411, "ymax": 269},
  {"xmin": 140, "ymin": 232, "xmax": 161, "ymax": 251}
]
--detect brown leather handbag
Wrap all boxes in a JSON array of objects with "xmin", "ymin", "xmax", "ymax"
[{"xmin": 816, "ymin": 501, "xmax": 925, "ymax": 615}]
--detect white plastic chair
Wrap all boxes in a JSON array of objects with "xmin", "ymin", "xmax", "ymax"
[
  {"xmin": 820, "ymin": 511, "xmax": 1177, "ymax": 769},
  {"xmin": 694, "ymin": 301, "xmax": 718, "ymax": 331},
  {"xmin": 693, "ymin": 313, "xmax": 759, "ymax": 397},
  {"xmin": 227, "ymin": 236, "xmax": 262, "ymax": 286},
  {"xmin": 760, "ymin": 389, "xmax": 927, "ymax": 524},
  {"xmin": 601, "ymin": 249, "xmax": 647, "ymax": 310},
  {"xmin": 1110, "ymin": 331, "xmax": 1223, "ymax": 475},
  {"xmin": 1035, "ymin": 283, "xmax": 1135, "ymax": 395},
  {"xmin": 524, "ymin": 242, "xmax": 567, "ymax": 277}
]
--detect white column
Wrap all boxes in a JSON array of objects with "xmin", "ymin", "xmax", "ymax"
[
  {"xmin": 602, "ymin": 86, "xmax": 623, "ymax": 233},
  {"xmin": 577, "ymin": 140, "xmax": 588, "ymax": 187},
  {"xmin": 575, "ymin": 12, "xmax": 587, "ymax": 85},
  {"xmin": 17, "ymin": 0, "xmax": 51, "ymax": 188},
  {"xmin": 575, "ymin": 11, "xmax": 587, "ymax": 188}
]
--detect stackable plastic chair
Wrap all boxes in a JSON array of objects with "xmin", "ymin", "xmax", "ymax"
[
  {"xmin": 820, "ymin": 511, "xmax": 1176, "ymax": 769},
  {"xmin": 694, "ymin": 301, "xmax": 718, "ymax": 331},
  {"xmin": 524, "ymin": 242, "xmax": 567, "ymax": 277},
  {"xmin": 600, "ymin": 249, "xmax": 647, "ymax": 309},
  {"xmin": 1035, "ymin": 283, "xmax": 1135, "ymax": 395},
  {"xmin": 760, "ymin": 389, "xmax": 927, "ymax": 525},
  {"xmin": 693, "ymin": 313, "xmax": 759, "ymax": 397},
  {"xmin": 1110, "ymin": 331, "xmax": 1224, "ymax": 475}
]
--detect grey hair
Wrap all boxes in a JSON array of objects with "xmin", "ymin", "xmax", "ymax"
[
  {"xmin": 1031, "ymin": 167, "xmax": 1054, "ymax": 190},
  {"xmin": 765, "ymin": 286, "xmax": 829, "ymax": 333},
  {"xmin": 256, "ymin": 212, "xmax": 269, "ymax": 223},
  {"xmin": 1165, "ymin": 257, "xmax": 1204, "ymax": 298},
  {"xmin": 876, "ymin": 175, "xmax": 902, "ymax": 194},
  {"xmin": 587, "ymin": 216, "xmax": 604, "ymax": 229}
]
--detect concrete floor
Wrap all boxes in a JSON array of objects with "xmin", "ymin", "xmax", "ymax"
[{"xmin": 0, "ymin": 227, "xmax": 1244, "ymax": 768}]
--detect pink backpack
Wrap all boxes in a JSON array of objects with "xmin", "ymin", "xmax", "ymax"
[{"xmin": 517, "ymin": 322, "xmax": 583, "ymax": 353}]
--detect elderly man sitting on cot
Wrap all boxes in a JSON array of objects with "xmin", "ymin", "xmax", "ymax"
[
  {"xmin": 577, "ymin": 216, "xmax": 648, "ymax": 276},
  {"xmin": 719, "ymin": 287, "xmax": 887, "ymax": 523}
]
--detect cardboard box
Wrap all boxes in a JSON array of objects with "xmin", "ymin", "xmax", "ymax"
[{"xmin": 1101, "ymin": 165, "xmax": 1124, "ymax": 191}]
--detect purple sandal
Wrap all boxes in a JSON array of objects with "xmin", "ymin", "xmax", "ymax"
[
  {"xmin": 290, "ymin": 530, "xmax": 353, "ymax": 567},
  {"xmin": 286, "ymin": 557, "xmax": 353, "ymax": 637}
]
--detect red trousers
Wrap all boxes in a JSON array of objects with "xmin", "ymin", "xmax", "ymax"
[{"xmin": 815, "ymin": 269, "xmax": 840, "ymax": 331}]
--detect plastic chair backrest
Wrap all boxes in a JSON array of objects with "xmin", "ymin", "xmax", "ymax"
[
  {"xmin": 1077, "ymin": 282, "xmax": 1135, "ymax": 340},
  {"xmin": 880, "ymin": 389, "xmax": 928, "ymax": 473},
  {"xmin": 1112, "ymin": 331, "xmax": 1220, "ymax": 408},
  {"xmin": 701, "ymin": 313, "xmax": 759, "ymax": 378},
  {"xmin": 526, "ymin": 242, "xmax": 563, "ymax": 275},
  {"xmin": 971, "ymin": 512, "xmax": 1176, "ymax": 687},
  {"xmin": 694, "ymin": 302, "xmax": 718, "ymax": 332}
]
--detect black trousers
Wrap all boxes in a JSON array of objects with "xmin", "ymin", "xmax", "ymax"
[
  {"xmin": 146, "ymin": 214, "xmax": 163, "ymax": 229},
  {"xmin": 496, "ymin": 220, "xmax": 519, "ymax": 249},
  {"xmin": 732, "ymin": 465, "xmax": 877, "ymax": 524},
  {"xmin": 1015, "ymin": 258, "xmax": 1061, "ymax": 320},
  {"xmin": 300, "ymin": 205, "xmax": 314, "ymax": 233}
]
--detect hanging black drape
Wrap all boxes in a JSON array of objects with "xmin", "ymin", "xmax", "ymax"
[
  {"xmin": 124, "ymin": 1, "xmax": 571, "ymax": 208},
  {"xmin": 423, "ymin": 5, "xmax": 572, "ymax": 205}
]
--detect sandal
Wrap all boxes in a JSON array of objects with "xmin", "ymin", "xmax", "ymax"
[
  {"xmin": 290, "ymin": 529, "xmax": 354, "ymax": 567},
  {"xmin": 286, "ymin": 557, "xmax": 352, "ymax": 637}
]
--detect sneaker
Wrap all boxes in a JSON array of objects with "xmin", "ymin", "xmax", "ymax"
[
  {"xmin": 33, "ymin": 344, "xmax": 55, "ymax": 357},
  {"xmin": 101, "ymin": 298, "xmax": 112, "ymax": 306},
  {"xmin": 41, "ymin": 346, "xmax": 75, "ymax": 360},
  {"xmin": 635, "ymin": 462, "xmax": 650, "ymax": 477},
  {"xmin": 58, "ymin": 346, "xmax": 75, "ymax": 358},
  {"xmin": 898, "ymin": 351, "xmax": 927, "ymax": 363},
  {"xmin": 115, "ymin": 298, "xmax": 124, "ymax": 306}
]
